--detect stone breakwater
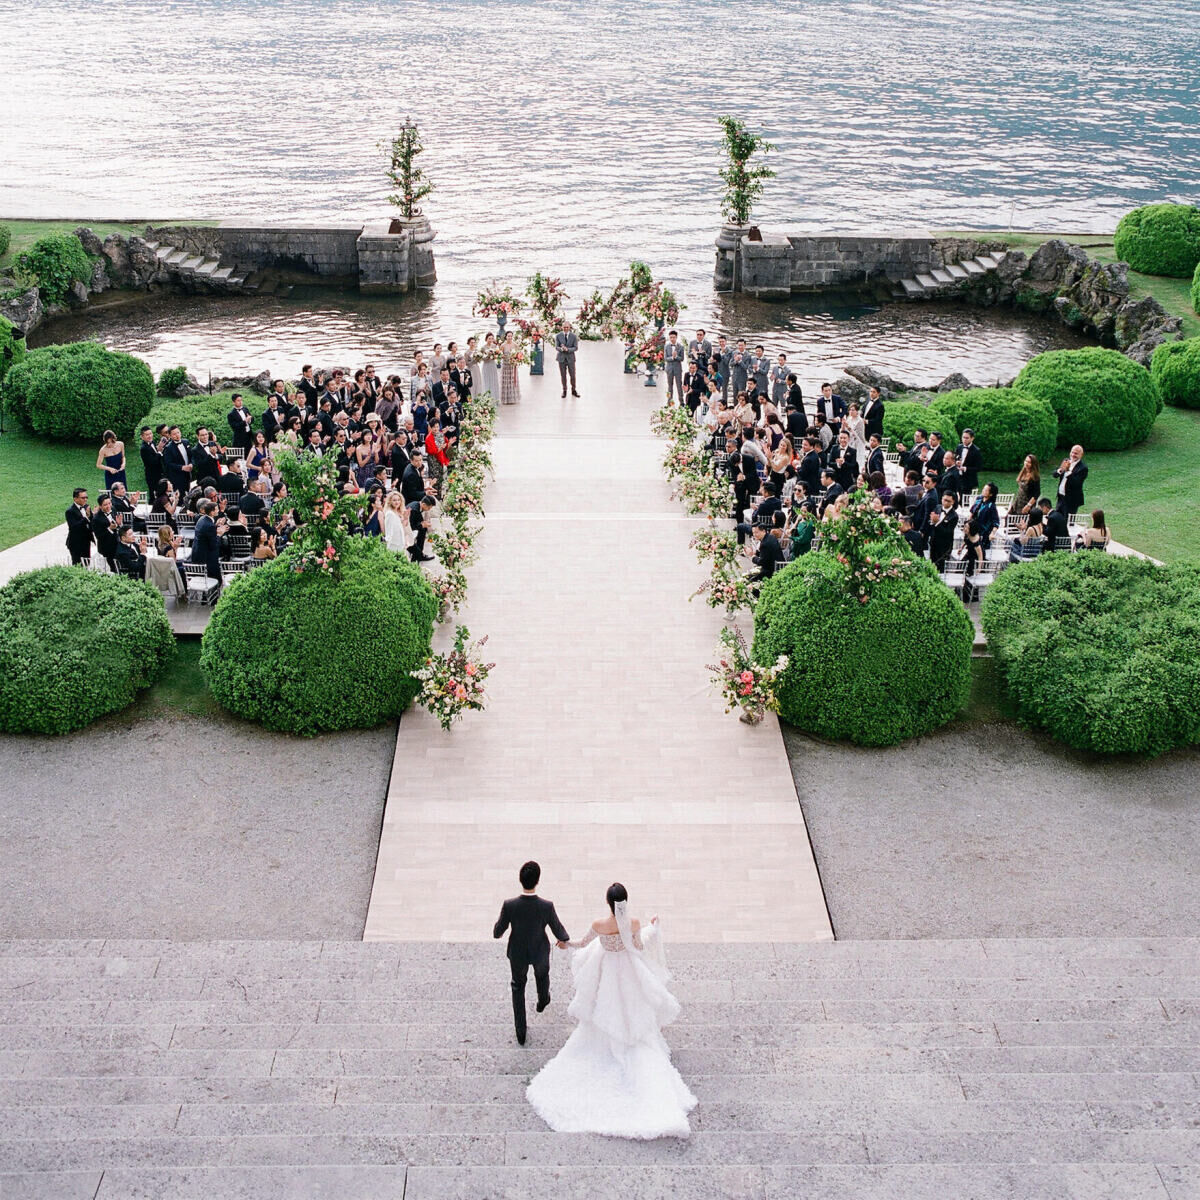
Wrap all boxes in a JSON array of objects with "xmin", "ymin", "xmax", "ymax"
[
  {"xmin": 716, "ymin": 228, "xmax": 1181, "ymax": 366},
  {"xmin": 1, "ymin": 217, "xmax": 438, "ymax": 339}
]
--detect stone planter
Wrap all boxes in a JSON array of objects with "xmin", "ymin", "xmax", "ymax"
[
  {"xmin": 738, "ymin": 710, "xmax": 764, "ymax": 726},
  {"xmin": 714, "ymin": 223, "xmax": 751, "ymax": 291},
  {"xmin": 387, "ymin": 213, "xmax": 437, "ymax": 288},
  {"xmin": 644, "ymin": 361, "xmax": 659, "ymax": 387},
  {"xmin": 530, "ymin": 338, "xmax": 544, "ymax": 376},
  {"xmin": 496, "ymin": 313, "xmax": 507, "ymax": 337},
  {"xmin": 623, "ymin": 344, "xmax": 635, "ymax": 374}
]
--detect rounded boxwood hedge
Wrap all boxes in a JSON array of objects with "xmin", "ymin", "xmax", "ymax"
[
  {"xmin": 927, "ymin": 387, "xmax": 1058, "ymax": 473},
  {"xmin": 1192, "ymin": 260, "xmax": 1200, "ymax": 315},
  {"xmin": 0, "ymin": 314, "xmax": 25, "ymax": 387},
  {"xmin": 1013, "ymin": 347, "xmax": 1160, "ymax": 451},
  {"xmin": 1113, "ymin": 203, "xmax": 1200, "ymax": 278},
  {"xmin": 981, "ymin": 553, "xmax": 1200, "ymax": 757},
  {"xmin": 752, "ymin": 551, "xmax": 974, "ymax": 746},
  {"xmin": 144, "ymin": 392, "xmax": 256, "ymax": 442},
  {"xmin": 0, "ymin": 566, "xmax": 174, "ymax": 735},
  {"xmin": 0, "ymin": 224, "xmax": 11, "ymax": 259},
  {"xmin": 1150, "ymin": 337, "xmax": 1200, "ymax": 409},
  {"xmin": 200, "ymin": 536, "xmax": 438, "ymax": 735},
  {"xmin": 882, "ymin": 400, "xmax": 958, "ymax": 450},
  {"xmin": 3, "ymin": 341, "xmax": 154, "ymax": 441},
  {"xmin": 18, "ymin": 233, "xmax": 93, "ymax": 304}
]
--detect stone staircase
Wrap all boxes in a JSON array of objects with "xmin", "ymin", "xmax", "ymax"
[
  {"xmin": 1, "ymin": 939, "xmax": 1198, "ymax": 1198},
  {"xmin": 142, "ymin": 239, "xmax": 268, "ymax": 295},
  {"xmin": 895, "ymin": 252, "xmax": 1009, "ymax": 300}
]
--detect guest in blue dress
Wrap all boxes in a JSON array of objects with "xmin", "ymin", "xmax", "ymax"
[
  {"xmin": 245, "ymin": 432, "xmax": 270, "ymax": 482},
  {"xmin": 96, "ymin": 430, "xmax": 127, "ymax": 494}
]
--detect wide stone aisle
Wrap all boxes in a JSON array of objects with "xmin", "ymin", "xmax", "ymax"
[{"xmin": 366, "ymin": 344, "xmax": 831, "ymax": 943}]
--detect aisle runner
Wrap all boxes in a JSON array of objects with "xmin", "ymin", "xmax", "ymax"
[{"xmin": 365, "ymin": 344, "xmax": 832, "ymax": 942}]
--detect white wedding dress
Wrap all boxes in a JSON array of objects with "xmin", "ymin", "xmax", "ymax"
[{"xmin": 526, "ymin": 903, "xmax": 697, "ymax": 1139}]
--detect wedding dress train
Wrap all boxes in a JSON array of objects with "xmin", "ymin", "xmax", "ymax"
[{"xmin": 525, "ymin": 909, "xmax": 696, "ymax": 1139}]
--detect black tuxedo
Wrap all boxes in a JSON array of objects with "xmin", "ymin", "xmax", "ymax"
[
  {"xmin": 193, "ymin": 443, "xmax": 223, "ymax": 486},
  {"xmin": 798, "ymin": 450, "xmax": 823, "ymax": 496},
  {"xmin": 227, "ymin": 405, "xmax": 253, "ymax": 450},
  {"xmin": 926, "ymin": 518, "xmax": 954, "ymax": 569},
  {"xmin": 390, "ymin": 443, "xmax": 412, "ymax": 479},
  {"xmin": 912, "ymin": 488, "xmax": 941, "ymax": 533},
  {"xmin": 957, "ymin": 442, "xmax": 982, "ymax": 493},
  {"xmin": 901, "ymin": 527, "xmax": 925, "ymax": 557},
  {"xmin": 829, "ymin": 445, "xmax": 858, "ymax": 491},
  {"xmin": 262, "ymin": 405, "xmax": 283, "ymax": 444},
  {"xmin": 817, "ymin": 392, "xmax": 847, "ymax": 424},
  {"xmin": 162, "ymin": 440, "xmax": 193, "ymax": 493},
  {"xmin": 493, "ymin": 893, "xmax": 570, "ymax": 1041},
  {"xmin": 1043, "ymin": 508, "xmax": 1070, "ymax": 548},
  {"xmin": 65, "ymin": 504, "xmax": 93, "ymax": 564},
  {"xmin": 431, "ymin": 381, "xmax": 454, "ymax": 408},
  {"xmin": 901, "ymin": 441, "xmax": 930, "ymax": 476},
  {"xmin": 140, "ymin": 441, "xmax": 163, "ymax": 498},
  {"xmin": 113, "ymin": 539, "xmax": 146, "ymax": 579},
  {"xmin": 819, "ymin": 481, "xmax": 844, "ymax": 515},
  {"xmin": 924, "ymin": 443, "xmax": 946, "ymax": 480},
  {"xmin": 861, "ymin": 396, "xmax": 885, "ymax": 440},
  {"xmin": 939, "ymin": 465, "xmax": 964, "ymax": 502},
  {"xmin": 400, "ymin": 463, "xmax": 425, "ymax": 505},
  {"xmin": 866, "ymin": 447, "xmax": 885, "ymax": 478},
  {"xmin": 91, "ymin": 510, "xmax": 119, "ymax": 568},
  {"xmin": 749, "ymin": 532, "xmax": 785, "ymax": 582},
  {"xmin": 189, "ymin": 514, "xmax": 223, "ymax": 583},
  {"xmin": 1054, "ymin": 460, "xmax": 1088, "ymax": 515}
]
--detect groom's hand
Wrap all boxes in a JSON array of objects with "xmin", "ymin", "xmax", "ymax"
[{"xmin": 556, "ymin": 941, "xmax": 568, "ymax": 949}]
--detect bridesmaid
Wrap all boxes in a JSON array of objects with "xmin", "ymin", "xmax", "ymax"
[
  {"xmin": 245, "ymin": 431, "xmax": 270, "ymax": 482},
  {"xmin": 499, "ymin": 331, "xmax": 521, "ymax": 406},
  {"xmin": 464, "ymin": 336, "xmax": 481, "ymax": 397},
  {"xmin": 97, "ymin": 430, "xmax": 127, "ymax": 493},
  {"xmin": 479, "ymin": 333, "xmax": 501, "ymax": 399}
]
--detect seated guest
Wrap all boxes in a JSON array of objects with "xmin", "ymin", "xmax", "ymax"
[
  {"xmin": 867, "ymin": 469, "xmax": 891, "ymax": 508},
  {"xmin": 113, "ymin": 525, "xmax": 148, "ymax": 579},
  {"xmin": 745, "ymin": 522, "xmax": 784, "ymax": 583},
  {"xmin": 1008, "ymin": 505, "xmax": 1045, "ymax": 562},
  {"xmin": 362, "ymin": 490, "xmax": 386, "ymax": 538},
  {"xmin": 788, "ymin": 503, "xmax": 817, "ymax": 558},
  {"xmin": 156, "ymin": 525, "xmax": 183, "ymax": 559},
  {"xmin": 1076, "ymin": 508, "xmax": 1111, "ymax": 550},
  {"xmin": 222, "ymin": 458, "xmax": 247, "ymax": 496},
  {"xmin": 970, "ymin": 483, "xmax": 1000, "ymax": 548},
  {"xmin": 109, "ymin": 481, "xmax": 138, "ymax": 530},
  {"xmin": 1039, "ymin": 496, "xmax": 1069, "ymax": 549},
  {"xmin": 925, "ymin": 507, "xmax": 954, "ymax": 571},
  {"xmin": 817, "ymin": 468, "xmax": 843, "ymax": 516},
  {"xmin": 239, "ymin": 477, "xmax": 270, "ymax": 522},
  {"xmin": 251, "ymin": 527, "xmax": 277, "ymax": 560},
  {"xmin": 899, "ymin": 514, "xmax": 924, "ymax": 557},
  {"xmin": 901, "ymin": 468, "xmax": 923, "ymax": 510}
]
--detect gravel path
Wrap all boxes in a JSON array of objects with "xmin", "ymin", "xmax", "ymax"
[
  {"xmin": 784, "ymin": 721, "xmax": 1200, "ymax": 939},
  {"xmin": 0, "ymin": 711, "xmax": 394, "ymax": 939}
]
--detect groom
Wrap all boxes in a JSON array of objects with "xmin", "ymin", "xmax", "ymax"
[
  {"xmin": 554, "ymin": 323, "xmax": 580, "ymax": 398},
  {"xmin": 493, "ymin": 861, "xmax": 570, "ymax": 1045}
]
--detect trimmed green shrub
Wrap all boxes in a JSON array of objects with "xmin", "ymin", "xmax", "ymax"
[
  {"xmin": 0, "ymin": 567, "xmax": 174, "ymax": 735},
  {"xmin": 0, "ymin": 224, "xmax": 10, "ymax": 259},
  {"xmin": 1013, "ymin": 347, "xmax": 1160, "ymax": 451},
  {"xmin": 882, "ymin": 400, "xmax": 958, "ymax": 449},
  {"xmin": 927, "ymin": 387, "xmax": 1058, "ymax": 472},
  {"xmin": 982, "ymin": 553, "xmax": 1200, "ymax": 757},
  {"xmin": 3, "ymin": 341, "xmax": 154, "ymax": 442},
  {"xmin": 156, "ymin": 365, "xmax": 189, "ymax": 396},
  {"xmin": 1192, "ymin": 260, "xmax": 1200, "ymax": 316},
  {"xmin": 0, "ymin": 314, "xmax": 25, "ymax": 387},
  {"xmin": 200, "ymin": 537, "xmax": 437, "ymax": 735},
  {"xmin": 144, "ymin": 392, "xmax": 254, "ymax": 442},
  {"xmin": 17, "ymin": 233, "xmax": 92, "ymax": 304},
  {"xmin": 1150, "ymin": 338, "xmax": 1200, "ymax": 409},
  {"xmin": 753, "ymin": 546, "xmax": 974, "ymax": 747},
  {"xmin": 1113, "ymin": 203, "xmax": 1200, "ymax": 278}
]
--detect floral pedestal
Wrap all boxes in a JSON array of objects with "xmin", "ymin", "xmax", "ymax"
[{"xmin": 529, "ymin": 338, "xmax": 544, "ymax": 376}]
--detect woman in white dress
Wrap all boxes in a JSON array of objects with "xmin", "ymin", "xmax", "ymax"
[
  {"xmin": 843, "ymin": 402, "xmax": 867, "ymax": 456},
  {"xmin": 478, "ymin": 333, "xmax": 500, "ymax": 399},
  {"xmin": 526, "ymin": 883, "xmax": 696, "ymax": 1140},
  {"xmin": 383, "ymin": 490, "xmax": 410, "ymax": 554},
  {"xmin": 499, "ymin": 331, "xmax": 522, "ymax": 406}
]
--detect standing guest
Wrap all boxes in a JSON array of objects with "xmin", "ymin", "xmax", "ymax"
[
  {"xmin": 749, "ymin": 345, "xmax": 770, "ymax": 401},
  {"xmin": 479, "ymin": 333, "xmax": 501, "ymax": 398},
  {"xmin": 896, "ymin": 427, "xmax": 929, "ymax": 475},
  {"xmin": 730, "ymin": 339, "xmax": 750, "ymax": 397},
  {"xmin": 375, "ymin": 386, "xmax": 399, "ymax": 432},
  {"xmin": 453, "ymin": 355, "xmax": 473, "ymax": 402},
  {"xmin": 1076, "ymin": 509, "xmax": 1111, "ymax": 550},
  {"xmin": 298, "ymin": 364, "xmax": 319, "ymax": 408},
  {"xmin": 970, "ymin": 482, "xmax": 1001, "ymax": 549},
  {"xmin": 912, "ymin": 474, "xmax": 941, "ymax": 532},
  {"xmin": 400, "ymin": 450, "xmax": 427, "ymax": 505},
  {"xmin": 389, "ymin": 429, "xmax": 412, "ymax": 479},
  {"xmin": 663, "ymin": 330, "xmax": 686, "ymax": 405},
  {"xmin": 407, "ymin": 493, "xmax": 437, "ymax": 563},
  {"xmin": 555, "ymin": 321, "xmax": 580, "ymax": 398},
  {"xmin": 829, "ymin": 431, "xmax": 858, "ymax": 491},
  {"xmin": 262, "ymin": 392, "xmax": 284, "ymax": 444},
  {"xmin": 139, "ymin": 427, "xmax": 163, "ymax": 500},
  {"xmin": 193, "ymin": 427, "xmax": 224, "ymax": 484},
  {"xmin": 937, "ymin": 491, "xmax": 959, "ymax": 534},
  {"xmin": 411, "ymin": 362, "xmax": 432, "ymax": 407},
  {"xmin": 464, "ymin": 337, "xmax": 481, "ymax": 394},
  {"xmin": 812, "ymin": 412, "xmax": 834, "ymax": 452},
  {"xmin": 715, "ymin": 335, "xmax": 733, "ymax": 403},
  {"xmin": 688, "ymin": 329, "xmax": 712, "ymax": 369},
  {"xmin": 65, "ymin": 488, "xmax": 93, "ymax": 565},
  {"xmin": 860, "ymin": 386, "xmax": 885, "ymax": 441},
  {"xmin": 245, "ymin": 432, "xmax": 270, "ymax": 482},
  {"xmin": 425, "ymin": 419, "xmax": 451, "ymax": 496},
  {"xmin": 1011, "ymin": 454, "xmax": 1041, "ymax": 516},
  {"xmin": 924, "ymin": 431, "xmax": 946, "ymax": 479},
  {"xmin": 91, "ymin": 495, "xmax": 120, "ymax": 571},
  {"xmin": 957, "ymin": 428, "xmax": 982, "ymax": 494},
  {"xmin": 925, "ymin": 507, "xmax": 954, "ymax": 571},
  {"xmin": 151, "ymin": 482, "xmax": 179, "ymax": 532},
  {"xmin": 769, "ymin": 353, "xmax": 790, "ymax": 406},
  {"xmin": 1054, "ymin": 444, "xmax": 1088, "ymax": 516},
  {"xmin": 865, "ymin": 433, "xmax": 885, "ymax": 479},
  {"xmin": 362, "ymin": 490, "xmax": 386, "ymax": 539},
  {"xmin": 902, "ymin": 468, "xmax": 923, "ymax": 510},
  {"xmin": 797, "ymin": 438, "xmax": 823, "ymax": 495},
  {"xmin": 816, "ymin": 382, "xmax": 846, "ymax": 429},
  {"xmin": 354, "ymin": 429, "xmax": 380, "ymax": 488},
  {"xmin": 109, "ymin": 481, "xmax": 138, "ymax": 531},
  {"xmin": 939, "ymin": 452, "xmax": 964, "ymax": 502},
  {"xmin": 685, "ymin": 360, "xmax": 710, "ymax": 415},
  {"xmin": 383, "ymin": 491, "xmax": 409, "ymax": 553},
  {"xmin": 959, "ymin": 517, "xmax": 985, "ymax": 601},
  {"xmin": 431, "ymin": 366, "xmax": 455, "ymax": 410},
  {"xmin": 786, "ymin": 375, "xmax": 806, "ymax": 426},
  {"xmin": 188, "ymin": 500, "xmax": 225, "ymax": 587},
  {"xmin": 430, "ymin": 343, "xmax": 448, "ymax": 382},
  {"xmin": 227, "ymin": 393, "xmax": 254, "ymax": 452},
  {"xmin": 96, "ymin": 430, "xmax": 126, "ymax": 492},
  {"xmin": 818, "ymin": 468, "xmax": 843, "ymax": 515}
]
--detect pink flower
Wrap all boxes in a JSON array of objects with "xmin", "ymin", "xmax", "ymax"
[
  {"xmin": 454, "ymin": 685, "xmax": 468, "ymax": 701},
  {"xmin": 739, "ymin": 670, "xmax": 754, "ymax": 684},
  {"xmin": 465, "ymin": 663, "xmax": 477, "ymax": 676},
  {"xmin": 740, "ymin": 684, "xmax": 753, "ymax": 696}
]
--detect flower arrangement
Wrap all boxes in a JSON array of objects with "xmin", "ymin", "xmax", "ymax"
[
  {"xmin": 429, "ymin": 568, "xmax": 468, "ymax": 616},
  {"xmin": 526, "ymin": 271, "xmax": 570, "ymax": 334},
  {"xmin": 689, "ymin": 526, "xmax": 740, "ymax": 567},
  {"xmin": 429, "ymin": 526, "xmax": 479, "ymax": 574},
  {"xmin": 675, "ymin": 465, "xmax": 734, "ymax": 520},
  {"xmin": 576, "ymin": 289, "xmax": 612, "ymax": 340},
  {"xmin": 818, "ymin": 491, "xmax": 917, "ymax": 603},
  {"xmin": 473, "ymin": 283, "xmax": 525, "ymax": 319},
  {"xmin": 291, "ymin": 540, "xmax": 340, "ymax": 576},
  {"xmin": 413, "ymin": 625, "xmax": 495, "ymax": 731},
  {"xmin": 706, "ymin": 626, "xmax": 788, "ymax": 724},
  {"xmin": 631, "ymin": 329, "xmax": 666, "ymax": 369},
  {"xmin": 271, "ymin": 447, "xmax": 361, "ymax": 579},
  {"xmin": 690, "ymin": 563, "xmax": 755, "ymax": 614}
]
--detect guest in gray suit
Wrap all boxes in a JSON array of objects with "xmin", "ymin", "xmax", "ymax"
[
  {"xmin": 749, "ymin": 345, "xmax": 770, "ymax": 402},
  {"xmin": 555, "ymin": 323, "xmax": 580, "ymax": 398},
  {"xmin": 664, "ymin": 330, "xmax": 686, "ymax": 405},
  {"xmin": 688, "ymin": 329, "xmax": 712, "ymax": 368},
  {"xmin": 715, "ymin": 335, "xmax": 734, "ymax": 403},
  {"xmin": 731, "ymin": 339, "xmax": 750, "ymax": 395},
  {"xmin": 770, "ymin": 353, "xmax": 791, "ymax": 405}
]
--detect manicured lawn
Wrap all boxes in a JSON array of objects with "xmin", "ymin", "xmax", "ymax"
[{"xmin": 0, "ymin": 217, "xmax": 214, "ymax": 271}]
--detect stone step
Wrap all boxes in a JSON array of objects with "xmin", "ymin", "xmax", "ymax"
[
  {"xmin": 211, "ymin": 266, "xmax": 234, "ymax": 281},
  {"xmin": 142, "ymin": 241, "xmax": 159, "ymax": 253},
  {"xmin": 914, "ymin": 273, "xmax": 938, "ymax": 289},
  {"xmin": 944, "ymin": 262, "xmax": 969, "ymax": 280},
  {"xmin": 899, "ymin": 278, "xmax": 926, "ymax": 297},
  {"xmin": 160, "ymin": 249, "xmax": 188, "ymax": 266},
  {"xmin": 976, "ymin": 253, "xmax": 1001, "ymax": 269},
  {"xmin": 961, "ymin": 258, "xmax": 987, "ymax": 276},
  {"xmin": 177, "ymin": 255, "xmax": 205, "ymax": 272},
  {"xmin": 929, "ymin": 268, "xmax": 954, "ymax": 284},
  {"xmin": 192, "ymin": 259, "xmax": 220, "ymax": 278}
]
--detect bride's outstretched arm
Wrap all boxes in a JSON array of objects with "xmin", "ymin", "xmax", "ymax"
[{"xmin": 568, "ymin": 929, "xmax": 597, "ymax": 949}]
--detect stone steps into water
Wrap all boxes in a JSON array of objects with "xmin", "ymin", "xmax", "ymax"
[
  {"xmin": 895, "ymin": 253, "xmax": 1009, "ymax": 301},
  {"xmin": 1, "ymin": 939, "xmax": 1197, "ymax": 1197},
  {"xmin": 146, "ymin": 239, "xmax": 252, "ymax": 294}
]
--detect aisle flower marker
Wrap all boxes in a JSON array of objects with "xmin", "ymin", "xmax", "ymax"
[
  {"xmin": 706, "ymin": 626, "xmax": 788, "ymax": 726},
  {"xmin": 413, "ymin": 626, "xmax": 495, "ymax": 731}
]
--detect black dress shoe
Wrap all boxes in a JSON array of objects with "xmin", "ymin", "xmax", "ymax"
[
  {"xmin": 415, "ymin": 553, "xmax": 435, "ymax": 562},
  {"xmin": 516, "ymin": 1030, "xmax": 527, "ymax": 1045},
  {"xmin": 561, "ymin": 391, "xmax": 567, "ymax": 398},
  {"xmin": 571, "ymin": 391, "xmax": 580, "ymax": 398},
  {"xmin": 536, "ymin": 997, "xmax": 550, "ymax": 1013}
]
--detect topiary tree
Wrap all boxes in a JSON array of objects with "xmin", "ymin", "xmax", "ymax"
[
  {"xmin": 3, "ymin": 341, "xmax": 154, "ymax": 441},
  {"xmin": 717, "ymin": 115, "xmax": 776, "ymax": 227},
  {"xmin": 927, "ymin": 387, "xmax": 1058, "ymax": 472},
  {"xmin": 1192, "ymin": 260, "xmax": 1200, "ymax": 316},
  {"xmin": 881, "ymin": 399, "xmax": 958, "ymax": 450},
  {"xmin": 1013, "ymin": 346, "xmax": 1160, "ymax": 451},
  {"xmin": 0, "ymin": 224, "xmax": 11, "ymax": 259},
  {"xmin": 1113, "ymin": 203, "xmax": 1200, "ymax": 278},
  {"xmin": 0, "ymin": 314, "xmax": 26, "ymax": 387},
  {"xmin": 143, "ymin": 392, "xmax": 253, "ymax": 442},
  {"xmin": 17, "ymin": 233, "xmax": 93, "ymax": 304},
  {"xmin": 752, "ymin": 494, "xmax": 973, "ymax": 746},
  {"xmin": 0, "ymin": 567, "xmax": 174, "ymax": 735},
  {"xmin": 981, "ymin": 553, "xmax": 1200, "ymax": 757},
  {"xmin": 383, "ymin": 118, "xmax": 434, "ymax": 219},
  {"xmin": 1150, "ymin": 337, "xmax": 1200, "ymax": 409},
  {"xmin": 199, "ymin": 536, "xmax": 437, "ymax": 735}
]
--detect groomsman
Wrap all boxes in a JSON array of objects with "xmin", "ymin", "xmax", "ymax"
[
  {"xmin": 816, "ymin": 382, "xmax": 846, "ymax": 428},
  {"xmin": 957, "ymin": 428, "xmax": 982, "ymax": 494},
  {"xmin": 688, "ymin": 329, "xmax": 712, "ymax": 369},
  {"xmin": 769, "ymin": 353, "xmax": 790, "ymax": 405},
  {"xmin": 749, "ymin": 345, "xmax": 770, "ymax": 402},
  {"xmin": 554, "ymin": 322, "xmax": 580, "ymax": 398},
  {"xmin": 227, "ymin": 393, "xmax": 253, "ymax": 452},
  {"xmin": 162, "ymin": 426, "xmax": 193, "ymax": 494},
  {"xmin": 139, "ymin": 427, "xmax": 163, "ymax": 498},
  {"xmin": 730, "ymin": 339, "xmax": 750, "ymax": 396},
  {"xmin": 715, "ymin": 335, "xmax": 734, "ymax": 403},
  {"xmin": 664, "ymin": 330, "xmax": 686, "ymax": 405},
  {"xmin": 65, "ymin": 488, "xmax": 93, "ymax": 565},
  {"xmin": 860, "ymin": 386, "xmax": 885, "ymax": 441}
]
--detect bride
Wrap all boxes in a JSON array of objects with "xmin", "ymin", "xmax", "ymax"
[{"xmin": 526, "ymin": 883, "xmax": 697, "ymax": 1139}]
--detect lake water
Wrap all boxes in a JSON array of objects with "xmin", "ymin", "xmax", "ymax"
[{"xmin": 3, "ymin": 0, "xmax": 1194, "ymax": 377}]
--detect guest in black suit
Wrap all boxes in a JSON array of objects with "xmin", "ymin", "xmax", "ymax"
[
  {"xmin": 865, "ymin": 435, "xmax": 885, "ymax": 479},
  {"xmin": 493, "ymin": 861, "xmax": 570, "ymax": 1045},
  {"xmin": 925, "ymin": 508, "xmax": 954, "ymax": 571},
  {"xmin": 1054, "ymin": 445, "xmax": 1088, "ymax": 516},
  {"xmin": 797, "ymin": 439, "xmax": 823, "ymax": 496},
  {"xmin": 65, "ymin": 488, "xmax": 93, "ymax": 564},
  {"xmin": 389, "ymin": 432, "xmax": 412, "ymax": 479},
  {"xmin": 91, "ymin": 497, "xmax": 120, "ymax": 571},
  {"xmin": 924, "ymin": 433, "xmax": 946, "ymax": 480},
  {"xmin": 818, "ymin": 469, "xmax": 844, "ymax": 515},
  {"xmin": 298, "ymin": 365, "xmax": 320, "ymax": 408},
  {"xmin": 406, "ymin": 494, "xmax": 437, "ymax": 563},
  {"xmin": 957, "ymin": 429, "xmax": 982, "ymax": 494},
  {"xmin": 193, "ymin": 429, "xmax": 224, "ymax": 486},
  {"xmin": 227, "ymin": 393, "xmax": 254, "ymax": 452},
  {"xmin": 262, "ymin": 394, "xmax": 284, "ymax": 445},
  {"xmin": 786, "ymin": 376, "xmax": 806, "ymax": 426},
  {"xmin": 747, "ymin": 523, "xmax": 785, "ymax": 583},
  {"xmin": 113, "ymin": 526, "xmax": 148, "ymax": 579},
  {"xmin": 899, "ymin": 514, "xmax": 925, "ymax": 557},
  {"xmin": 139, "ymin": 428, "xmax": 163, "ymax": 499},
  {"xmin": 828, "ymin": 433, "xmax": 858, "ymax": 491},
  {"xmin": 162, "ymin": 427, "xmax": 193, "ymax": 494},
  {"xmin": 861, "ymin": 386, "xmax": 885, "ymax": 440},
  {"xmin": 912, "ymin": 475, "xmax": 941, "ymax": 533},
  {"xmin": 400, "ymin": 452, "xmax": 426, "ymax": 505},
  {"xmin": 938, "ymin": 453, "xmax": 964, "ymax": 502},
  {"xmin": 816, "ymin": 382, "xmax": 847, "ymax": 429},
  {"xmin": 188, "ymin": 500, "xmax": 225, "ymax": 586},
  {"xmin": 1040, "ymin": 497, "xmax": 1070, "ymax": 549}
]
